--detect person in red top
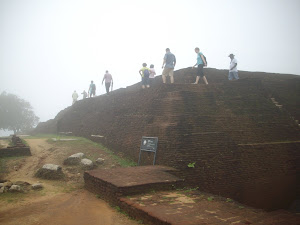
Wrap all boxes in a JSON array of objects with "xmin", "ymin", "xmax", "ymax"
[{"xmin": 102, "ymin": 70, "xmax": 113, "ymax": 94}]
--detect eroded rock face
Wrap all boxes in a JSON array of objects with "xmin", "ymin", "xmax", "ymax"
[
  {"xmin": 63, "ymin": 153, "xmax": 85, "ymax": 165},
  {"xmin": 81, "ymin": 158, "xmax": 94, "ymax": 170},
  {"xmin": 35, "ymin": 164, "xmax": 64, "ymax": 180}
]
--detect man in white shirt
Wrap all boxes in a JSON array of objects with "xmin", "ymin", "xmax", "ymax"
[
  {"xmin": 102, "ymin": 71, "xmax": 113, "ymax": 94},
  {"xmin": 72, "ymin": 90, "xmax": 78, "ymax": 105},
  {"xmin": 228, "ymin": 54, "xmax": 239, "ymax": 80}
]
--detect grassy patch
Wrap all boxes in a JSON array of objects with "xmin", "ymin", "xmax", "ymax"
[
  {"xmin": 0, "ymin": 156, "xmax": 27, "ymax": 179},
  {"xmin": 0, "ymin": 192, "xmax": 27, "ymax": 204},
  {"xmin": 28, "ymin": 134, "xmax": 137, "ymax": 167}
]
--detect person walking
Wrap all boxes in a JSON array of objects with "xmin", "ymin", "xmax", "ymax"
[
  {"xmin": 88, "ymin": 81, "xmax": 96, "ymax": 97},
  {"xmin": 149, "ymin": 64, "xmax": 156, "ymax": 86},
  {"xmin": 72, "ymin": 90, "xmax": 78, "ymax": 104},
  {"xmin": 139, "ymin": 63, "xmax": 150, "ymax": 89},
  {"xmin": 228, "ymin": 54, "xmax": 239, "ymax": 80},
  {"xmin": 81, "ymin": 90, "xmax": 87, "ymax": 99},
  {"xmin": 192, "ymin": 47, "xmax": 208, "ymax": 85},
  {"xmin": 102, "ymin": 70, "xmax": 113, "ymax": 94},
  {"xmin": 162, "ymin": 48, "xmax": 176, "ymax": 84}
]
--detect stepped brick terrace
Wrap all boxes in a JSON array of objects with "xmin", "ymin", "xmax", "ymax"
[{"xmin": 34, "ymin": 68, "xmax": 300, "ymax": 214}]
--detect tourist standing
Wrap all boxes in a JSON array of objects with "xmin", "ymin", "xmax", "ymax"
[
  {"xmin": 162, "ymin": 48, "xmax": 176, "ymax": 84},
  {"xmin": 88, "ymin": 81, "xmax": 96, "ymax": 97},
  {"xmin": 228, "ymin": 54, "xmax": 239, "ymax": 80},
  {"xmin": 102, "ymin": 71, "xmax": 113, "ymax": 94},
  {"xmin": 192, "ymin": 47, "xmax": 208, "ymax": 85},
  {"xmin": 81, "ymin": 90, "xmax": 87, "ymax": 99},
  {"xmin": 72, "ymin": 90, "xmax": 78, "ymax": 104},
  {"xmin": 139, "ymin": 63, "xmax": 150, "ymax": 89},
  {"xmin": 149, "ymin": 64, "xmax": 156, "ymax": 86}
]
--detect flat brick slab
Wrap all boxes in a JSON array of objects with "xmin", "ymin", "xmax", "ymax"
[
  {"xmin": 84, "ymin": 166, "xmax": 184, "ymax": 203},
  {"xmin": 87, "ymin": 165, "xmax": 182, "ymax": 187}
]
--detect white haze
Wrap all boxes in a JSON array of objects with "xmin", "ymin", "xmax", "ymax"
[{"xmin": 0, "ymin": 0, "xmax": 300, "ymax": 136}]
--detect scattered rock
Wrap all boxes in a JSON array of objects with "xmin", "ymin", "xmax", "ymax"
[
  {"xmin": 35, "ymin": 164, "xmax": 64, "ymax": 180},
  {"xmin": 63, "ymin": 152, "xmax": 85, "ymax": 165},
  {"xmin": 95, "ymin": 158, "xmax": 105, "ymax": 165},
  {"xmin": 0, "ymin": 183, "xmax": 3, "ymax": 188},
  {"xmin": 3, "ymin": 181, "xmax": 13, "ymax": 188},
  {"xmin": 9, "ymin": 185, "xmax": 22, "ymax": 192},
  {"xmin": 80, "ymin": 158, "xmax": 94, "ymax": 170},
  {"xmin": 32, "ymin": 183, "xmax": 44, "ymax": 190}
]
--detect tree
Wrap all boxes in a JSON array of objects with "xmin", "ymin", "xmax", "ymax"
[{"xmin": 0, "ymin": 92, "xmax": 39, "ymax": 134}]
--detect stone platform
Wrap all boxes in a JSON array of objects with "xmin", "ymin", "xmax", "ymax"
[{"xmin": 84, "ymin": 165, "xmax": 184, "ymax": 204}]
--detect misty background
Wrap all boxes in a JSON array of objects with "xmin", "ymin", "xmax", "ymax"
[{"xmin": 1, "ymin": 0, "xmax": 300, "ymax": 135}]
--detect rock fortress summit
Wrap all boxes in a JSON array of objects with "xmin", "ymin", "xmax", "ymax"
[{"xmin": 34, "ymin": 67, "xmax": 300, "ymax": 211}]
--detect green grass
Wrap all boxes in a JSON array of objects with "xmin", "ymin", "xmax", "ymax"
[
  {"xmin": 26, "ymin": 134, "xmax": 137, "ymax": 167},
  {"xmin": 0, "ymin": 192, "xmax": 27, "ymax": 203},
  {"xmin": 0, "ymin": 156, "xmax": 27, "ymax": 176}
]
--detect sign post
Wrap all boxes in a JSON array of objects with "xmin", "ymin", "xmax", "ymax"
[{"xmin": 138, "ymin": 136, "xmax": 158, "ymax": 166}]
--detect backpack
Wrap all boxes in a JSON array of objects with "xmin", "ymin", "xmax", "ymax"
[
  {"xmin": 143, "ymin": 69, "xmax": 150, "ymax": 77},
  {"xmin": 199, "ymin": 53, "xmax": 207, "ymax": 65}
]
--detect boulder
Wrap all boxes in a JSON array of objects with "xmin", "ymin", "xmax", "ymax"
[
  {"xmin": 35, "ymin": 164, "xmax": 64, "ymax": 180},
  {"xmin": 95, "ymin": 158, "xmax": 105, "ymax": 165},
  {"xmin": 9, "ymin": 185, "xmax": 22, "ymax": 192},
  {"xmin": 80, "ymin": 158, "xmax": 94, "ymax": 170},
  {"xmin": 63, "ymin": 153, "xmax": 85, "ymax": 165},
  {"xmin": 0, "ymin": 183, "xmax": 3, "ymax": 188},
  {"xmin": 32, "ymin": 183, "xmax": 44, "ymax": 190}
]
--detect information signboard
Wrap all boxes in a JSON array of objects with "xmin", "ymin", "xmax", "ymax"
[{"xmin": 138, "ymin": 136, "xmax": 158, "ymax": 165}]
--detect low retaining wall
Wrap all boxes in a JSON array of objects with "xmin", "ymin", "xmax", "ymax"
[{"xmin": 0, "ymin": 136, "xmax": 31, "ymax": 157}]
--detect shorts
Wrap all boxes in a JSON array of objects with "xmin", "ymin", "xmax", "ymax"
[
  {"xmin": 90, "ymin": 90, "xmax": 95, "ymax": 95},
  {"xmin": 197, "ymin": 64, "xmax": 204, "ymax": 77},
  {"xmin": 141, "ymin": 76, "xmax": 149, "ymax": 85},
  {"xmin": 162, "ymin": 68, "xmax": 174, "ymax": 77}
]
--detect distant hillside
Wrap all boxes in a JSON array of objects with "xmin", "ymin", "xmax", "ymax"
[{"xmin": 34, "ymin": 67, "xmax": 300, "ymax": 210}]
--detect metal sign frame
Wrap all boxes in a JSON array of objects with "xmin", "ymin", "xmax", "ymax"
[{"xmin": 138, "ymin": 136, "xmax": 158, "ymax": 166}]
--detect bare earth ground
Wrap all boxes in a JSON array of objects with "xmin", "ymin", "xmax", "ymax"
[{"xmin": 0, "ymin": 138, "xmax": 139, "ymax": 225}]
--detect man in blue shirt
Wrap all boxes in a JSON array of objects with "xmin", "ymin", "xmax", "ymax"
[
  {"xmin": 192, "ymin": 47, "xmax": 208, "ymax": 85},
  {"xmin": 162, "ymin": 48, "xmax": 176, "ymax": 84}
]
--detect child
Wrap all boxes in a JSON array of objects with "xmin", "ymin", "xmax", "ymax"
[
  {"xmin": 139, "ymin": 63, "xmax": 150, "ymax": 88},
  {"xmin": 149, "ymin": 64, "xmax": 156, "ymax": 86}
]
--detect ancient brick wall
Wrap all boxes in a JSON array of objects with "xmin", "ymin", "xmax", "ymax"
[
  {"xmin": 0, "ymin": 136, "xmax": 31, "ymax": 157},
  {"xmin": 34, "ymin": 68, "xmax": 300, "ymax": 210}
]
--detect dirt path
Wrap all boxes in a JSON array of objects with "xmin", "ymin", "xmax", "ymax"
[
  {"xmin": 0, "ymin": 190, "xmax": 135, "ymax": 225},
  {"xmin": 0, "ymin": 138, "xmax": 139, "ymax": 225}
]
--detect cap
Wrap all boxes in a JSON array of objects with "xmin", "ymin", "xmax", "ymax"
[{"xmin": 228, "ymin": 54, "xmax": 235, "ymax": 57}]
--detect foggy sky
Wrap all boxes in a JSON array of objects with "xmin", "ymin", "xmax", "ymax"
[{"xmin": 1, "ymin": 0, "xmax": 300, "ymax": 135}]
